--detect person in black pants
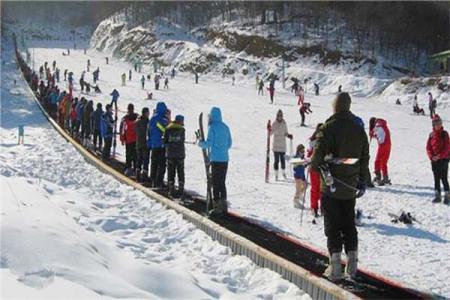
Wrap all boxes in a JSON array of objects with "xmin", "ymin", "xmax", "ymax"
[
  {"xmin": 102, "ymin": 104, "xmax": 114, "ymax": 160},
  {"xmin": 164, "ymin": 115, "xmax": 186, "ymax": 198},
  {"xmin": 311, "ymin": 93, "xmax": 369, "ymax": 281},
  {"xmin": 198, "ymin": 107, "xmax": 232, "ymax": 215},
  {"xmin": 148, "ymin": 102, "xmax": 169, "ymax": 188},
  {"xmin": 135, "ymin": 108, "xmax": 150, "ymax": 182},
  {"xmin": 91, "ymin": 103, "xmax": 104, "ymax": 151}
]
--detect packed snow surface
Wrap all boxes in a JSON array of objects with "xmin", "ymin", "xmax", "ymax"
[{"xmin": 1, "ymin": 44, "xmax": 309, "ymax": 299}]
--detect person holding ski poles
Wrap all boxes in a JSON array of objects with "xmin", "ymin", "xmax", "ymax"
[
  {"xmin": 198, "ymin": 107, "xmax": 232, "ymax": 215},
  {"xmin": 292, "ymin": 144, "xmax": 307, "ymax": 209},
  {"xmin": 310, "ymin": 92, "xmax": 370, "ymax": 282},
  {"xmin": 271, "ymin": 109, "xmax": 293, "ymax": 180},
  {"xmin": 307, "ymin": 123, "xmax": 323, "ymax": 217},
  {"xmin": 369, "ymin": 117, "xmax": 391, "ymax": 185},
  {"xmin": 426, "ymin": 114, "xmax": 449, "ymax": 204}
]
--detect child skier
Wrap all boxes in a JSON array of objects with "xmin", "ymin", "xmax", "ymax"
[
  {"xmin": 299, "ymin": 102, "xmax": 312, "ymax": 127},
  {"xmin": 307, "ymin": 123, "xmax": 323, "ymax": 217},
  {"xmin": 370, "ymin": 117, "xmax": 392, "ymax": 185},
  {"xmin": 164, "ymin": 115, "xmax": 186, "ymax": 198},
  {"xmin": 292, "ymin": 144, "xmax": 307, "ymax": 209}
]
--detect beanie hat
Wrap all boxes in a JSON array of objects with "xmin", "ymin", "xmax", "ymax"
[
  {"xmin": 142, "ymin": 107, "xmax": 149, "ymax": 115},
  {"xmin": 432, "ymin": 114, "xmax": 442, "ymax": 124},
  {"xmin": 297, "ymin": 144, "xmax": 305, "ymax": 153},
  {"xmin": 333, "ymin": 92, "xmax": 351, "ymax": 113},
  {"xmin": 127, "ymin": 103, "xmax": 134, "ymax": 112},
  {"xmin": 175, "ymin": 115, "xmax": 184, "ymax": 123}
]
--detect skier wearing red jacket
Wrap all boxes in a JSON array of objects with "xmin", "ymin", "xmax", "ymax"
[
  {"xmin": 426, "ymin": 115, "xmax": 449, "ymax": 204},
  {"xmin": 120, "ymin": 103, "xmax": 138, "ymax": 176},
  {"xmin": 307, "ymin": 123, "xmax": 323, "ymax": 217},
  {"xmin": 369, "ymin": 117, "xmax": 391, "ymax": 185}
]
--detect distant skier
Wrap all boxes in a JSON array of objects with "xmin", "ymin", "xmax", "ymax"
[
  {"xmin": 55, "ymin": 68, "xmax": 60, "ymax": 83},
  {"xmin": 141, "ymin": 75, "xmax": 145, "ymax": 89},
  {"xmin": 91, "ymin": 103, "xmax": 104, "ymax": 151},
  {"xmin": 255, "ymin": 75, "xmax": 259, "ymax": 90},
  {"xmin": 258, "ymin": 79, "xmax": 264, "ymax": 95},
  {"xmin": 129, "ymin": 69, "xmax": 132, "ymax": 81},
  {"xmin": 134, "ymin": 63, "xmax": 138, "ymax": 72},
  {"xmin": 198, "ymin": 107, "xmax": 232, "ymax": 215},
  {"xmin": 171, "ymin": 68, "xmax": 176, "ymax": 79},
  {"xmin": 154, "ymin": 74, "xmax": 160, "ymax": 90},
  {"xmin": 291, "ymin": 79, "xmax": 299, "ymax": 94},
  {"xmin": 299, "ymin": 102, "xmax": 312, "ymax": 127},
  {"xmin": 369, "ymin": 117, "xmax": 392, "ymax": 185},
  {"xmin": 292, "ymin": 144, "xmax": 307, "ymax": 208},
  {"xmin": 413, "ymin": 94, "xmax": 425, "ymax": 115},
  {"xmin": 64, "ymin": 69, "xmax": 68, "ymax": 81},
  {"xmin": 148, "ymin": 102, "xmax": 170, "ymax": 188},
  {"xmin": 338, "ymin": 85, "xmax": 342, "ymax": 93},
  {"xmin": 194, "ymin": 72, "xmax": 199, "ymax": 84},
  {"xmin": 314, "ymin": 83, "xmax": 320, "ymax": 96},
  {"xmin": 105, "ymin": 57, "xmax": 109, "ymax": 65},
  {"xmin": 232, "ymin": 75, "xmax": 235, "ymax": 86},
  {"xmin": 87, "ymin": 59, "xmax": 90, "ymax": 72},
  {"xmin": 268, "ymin": 80, "xmax": 275, "ymax": 104},
  {"xmin": 426, "ymin": 115, "xmax": 449, "ymax": 204},
  {"xmin": 310, "ymin": 92, "xmax": 369, "ymax": 282},
  {"xmin": 164, "ymin": 77, "xmax": 169, "ymax": 89},
  {"xmin": 135, "ymin": 107, "xmax": 150, "ymax": 182},
  {"xmin": 93, "ymin": 67, "xmax": 100, "ymax": 83},
  {"xmin": 121, "ymin": 73, "xmax": 126, "ymax": 86},
  {"xmin": 52, "ymin": 60, "xmax": 56, "ymax": 71},
  {"xmin": 79, "ymin": 76, "xmax": 85, "ymax": 92},
  {"xmin": 271, "ymin": 109, "xmax": 293, "ymax": 180},
  {"xmin": 110, "ymin": 89, "xmax": 119, "ymax": 111},
  {"xmin": 164, "ymin": 115, "xmax": 186, "ymax": 198},
  {"xmin": 120, "ymin": 103, "xmax": 138, "ymax": 176},
  {"xmin": 297, "ymin": 86, "xmax": 305, "ymax": 105},
  {"xmin": 428, "ymin": 92, "xmax": 437, "ymax": 118}
]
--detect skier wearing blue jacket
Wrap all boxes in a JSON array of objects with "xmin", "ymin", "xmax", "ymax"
[
  {"xmin": 148, "ymin": 101, "xmax": 170, "ymax": 188},
  {"xmin": 110, "ymin": 89, "xmax": 119, "ymax": 110},
  {"xmin": 198, "ymin": 107, "xmax": 232, "ymax": 214}
]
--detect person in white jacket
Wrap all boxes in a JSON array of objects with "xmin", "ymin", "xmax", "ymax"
[{"xmin": 271, "ymin": 109, "xmax": 293, "ymax": 180}]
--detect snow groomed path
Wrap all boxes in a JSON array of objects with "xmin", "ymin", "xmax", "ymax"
[{"xmin": 13, "ymin": 38, "xmax": 433, "ymax": 300}]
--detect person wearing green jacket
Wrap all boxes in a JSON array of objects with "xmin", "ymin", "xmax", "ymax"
[{"xmin": 311, "ymin": 92, "xmax": 369, "ymax": 282}]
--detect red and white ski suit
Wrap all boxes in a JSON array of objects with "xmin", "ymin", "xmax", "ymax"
[
  {"xmin": 370, "ymin": 119, "xmax": 391, "ymax": 177},
  {"xmin": 307, "ymin": 138, "xmax": 321, "ymax": 210}
]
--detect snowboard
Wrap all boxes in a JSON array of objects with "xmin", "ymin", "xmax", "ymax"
[
  {"xmin": 265, "ymin": 120, "xmax": 271, "ymax": 183},
  {"xmin": 197, "ymin": 112, "xmax": 214, "ymax": 214}
]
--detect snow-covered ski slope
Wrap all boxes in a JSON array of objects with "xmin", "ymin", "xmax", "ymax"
[
  {"xmin": 27, "ymin": 45, "xmax": 450, "ymax": 298},
  {"xmin": 1, "ymin": 44, "xmax": 308, "ymax": 299}
]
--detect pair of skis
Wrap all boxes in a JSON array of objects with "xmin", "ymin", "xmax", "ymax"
[{"xmin": 196, "ymin": 113, "xmax": 214, "ymax": 215}]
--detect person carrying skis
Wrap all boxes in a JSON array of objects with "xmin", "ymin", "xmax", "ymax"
[
  {"xmin": 426, "ymin": 114, "xmax": 449, "ymax": 204},
  {"xmin": 307, "ymin": 123, "xmax": 323, "ymax": 217},
  {"xmin": 268, "ymin": 80, "xmax": 275, "ymax": 104},
  {"xmin": 198, "ymin": 107, "xmax": 232, "ymax": 215},
  {"xmin": 299, "ymin": 102, "xmax": 312, "ymax": 127},
  {"xmin": 258, "ymin": 79, "xmax": 264, "ymax": 95},
  {"xmin": 310, "ymin": 92, "xmax": 369, "ymax": 282},
  {"xmin": 141, "ymin": 75, "xmax": 145, "ymax": 89},
  {"xmin": 164, "ymin": 115, "xmax": 186, "ymax": 198},
  {"xmin": 101, "ymin": 104, "xmax": 114, "ymax": 160},
  {"xmin": 148, "ymin": 101, "xmax": 170, "ymax": 188},
  {"xmin": 91, "ymin": 103, "xmax": 104, "ymax": 151},
  {"xmin": 121, "ymin": 73, "xmax": 126, "ymax": 86},
  {"xmin": 135, "ymin": 107, "xmax": 150, "ymax": 182},
  {"xmin": 369, "ymin": 117, "xmax": 392, "ymax": 185},
  {"xmin": 292, "ymin": 144, "xmax": 307, "ymax": 209},
  {"xmin": 271, "ymin": 109, "xmax": 293, "ymax": 180},
  {"xmin": 120, "ymin": 103, "xmax": 139, "ymax": 176},
  {"xmin": 110, "ymin": 89, "xmax": 119, "ymax": 111}
]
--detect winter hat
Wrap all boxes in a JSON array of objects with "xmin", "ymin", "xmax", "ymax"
[
  {"xmin": 333, "ymin": 92, "xmax": 351, "ymax": 113},
  {"xmin": 296, "ymin": 144, "xmax": 305, "ymax": 153},
  {"xmin": 432, "ymin": 114, "xmax": 442, "ymax": 125},
  {"xmin": 127, "ymin": 103, "xmax": 134, "ymax": 112},
  {"xmin": 175, "ymin": 114, "xmax": 184, "ymax": 123},
  {"xmin": 276, "ymin": 109, "xmax": 283, "ymax": 118},
  {"xmin": 142, "ymin": 107, "xmax": 149, "ymax": 115}
]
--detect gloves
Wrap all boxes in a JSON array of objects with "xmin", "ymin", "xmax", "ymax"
[
  {"xmin": 287, "ymin": 134, "xmax": 293, "ymax": 139},
  {"xmin": 356, "ymin": 182, "xmax": 366, "ymax": 198}
]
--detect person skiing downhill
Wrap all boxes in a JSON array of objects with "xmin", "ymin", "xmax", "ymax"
[
  {"xmin": 198, "ymin": 107, "xmax": 232, "ymax": 215},
  {"xmin": 271, "ymin": 109, "xmax": 293, "ymax": 180},
  {"xmin": 426, "ymin": 115, "xmax": 449, "ymax": 204},
  {"xmin": 369, "ymin": 117, "xmax": 392, "ymax": 185},
  {"xmin": 164, "ymin": 115, "xmax": 186, "ymax": 198},
  {"xmin": 307, "ymin": 123, "xmax": 323, "ymax": 217},
  {"xmin": 292, "ymin": 144, "xmax": 307, "ymax": 208},
  {"xmin": 311, "ymin": 92, "xmax": 369, "ymax": 282},
  {"xmin": 148, "ymin": 101, "xmax": 170, "ymax": 188},
  {"xmin": 120, "ymin": 104, "xmax": 138, "ymax": 176}
]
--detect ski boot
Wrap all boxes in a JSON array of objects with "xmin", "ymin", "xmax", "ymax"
[
  {"xmin": 366, "ymin": 180, "xmax": 375, "ymax": 188},
  {"xmin": 355, "ymin": 209, "xmax": 363, "ymax": 226},
  {"xmin": 282, "ymin": 170, "xmax": 287, "ymax": 180},
  {"xmin": 443, "ymin": 191, "xmax": 449, "ymax": 205},
  {"xmin": 323, "ymin": 252, "xmax": 342, "ymax": 282},
  {"xmin": 432, "ymin": 190, "xmax": 441, "ymax": 203},
  {"xmin": 168, "ymin": 182, "xmax": 175, "ymax": 198},
  {"xmin": 311, "ymin": 208, "xmax": 319, "ymax": 218},
  {"xmin": 345, "ymin": 250, "xmax": 358, "ymax": 279},
  {"xmin": 275, "ymin": 170, "xmax": 279, "ymax": 181},
  {"xmin": 178, "ymin": 182, "xmax": 185, "ymax": 201},
  {"xmin": 373, "ymin": 171, "xmax": 381, "ymax": 185},
  {"xmin": 380, "ymin": 175, "xmax": 391, "ymax": 186}
]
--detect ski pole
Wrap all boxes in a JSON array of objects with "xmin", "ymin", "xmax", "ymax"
[{"xmin": 300, "ymin": 169, "xmax": 310, "ymax": 226}]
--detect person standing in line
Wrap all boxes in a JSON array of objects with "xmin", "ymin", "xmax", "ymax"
[
  {"xmin": 271, "ymin": 109, "xmax": 293, "ymax": 181},
  {"xmin": 311, "ymin": 92, "xmax": 369, "ymax": 282},
  {"xmin": 135, "ymin": 107, "xmax": 150, "ymax": 182},
  {"xmin": 101, "ymin": 104, "xmax": 114, "ymax": 160},
  {"xmin": 91, "ymin": 103, "xmax": 104, "ymax": 152},
  {"xmin": 307, "ymin": 123, "xmax": 323, "ymax": 217},
  {"xmin": 120, "ymin": 103, "xmax": 139, "ymax": 176},
  {"xmin": 426, "ymin": 115, "xmax": 449, "ymax": 204},
  {"xmin": 164, "ymin": 115, "xmax": 186, "ymax": 198},
  {"xmin": 198, "ymin": 107, "xmax": 232, "ymax": 215}
]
